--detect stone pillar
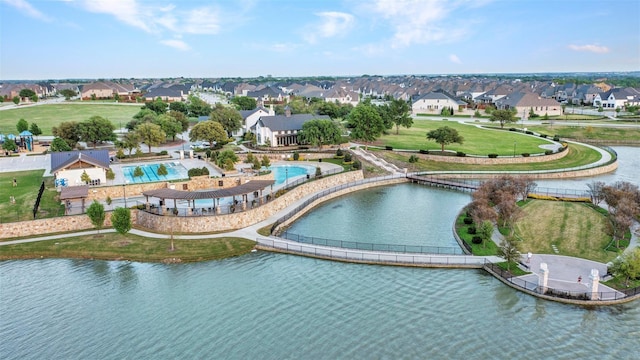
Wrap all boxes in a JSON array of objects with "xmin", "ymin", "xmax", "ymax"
[
  {"xmin": 179, "ymin": 150, "xmax": 184, "ymax": 160},
  {"xmin": 189, "ymin": 150, "xmax": 194, "ymax": 159},
  {"xmin": 589, "ymin": 269, "xmax": 600, "ymax": 300},
  {"xmin": 242, "ymin": 201, "xmax": 247, "ymax": 211},
  {"xmin": 538, "ymin": 263, "xmax": 549, "ymax": 294}
]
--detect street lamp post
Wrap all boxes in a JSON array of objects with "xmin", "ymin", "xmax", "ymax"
[
  {"xmin": 285, "ymin": 167, "xmax": 288, "ymax": 188},
  {"xmin": 123, "ymin": 180, "xmax": 129, "ymax": 207},
  {"xmin": 513, "ymin": 142, "xmax": 517, "ymax": 158}
]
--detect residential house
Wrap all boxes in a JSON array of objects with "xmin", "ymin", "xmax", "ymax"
[
  {"xmin": 81, "ymin": 81, "xmax": 135, "ymax": 99},
  {"xmin": 593, "ymin": 87, "xmax": 640, "ymax": 109},
  {"xmin": 50, "ymin": 150, "xmax": 111, "ymax": 187},
  {"xmin": 572, "ymin": 85, "xmax": 601, "ymax": 105},
  {"xmin": 142, "ymin": 84, "xmax": 187, "ymax": 102},
  {"xmin": 495, "ymin": 92, "xmax": 562, "ymax": 118},
  {"xmin": 239, "ymin": 107, "xmax": 274, "ymax": 137},
  {"xmin": 252, "ymin": 110, "xmax": 330, "ymax": 146},
  {"xmin": 246, "ymin": 86, "xmax": 287, "ymax": 106},
  {"xmin": 411, "ymin": 90, "xmax": 466, "ymax": 114}
]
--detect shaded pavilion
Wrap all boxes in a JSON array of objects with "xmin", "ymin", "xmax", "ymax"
[
  {"xmin": 59, "ymin": 185, "xmax": 89, "ymax": 215},
  {"xmin": 142, "ymin": 180, "xmax": 275, "ymax": 215}
]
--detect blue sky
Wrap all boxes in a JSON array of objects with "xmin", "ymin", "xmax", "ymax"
[{"xmin": 1, "ymin": 0, "xmax": 639, "ymax": 80}]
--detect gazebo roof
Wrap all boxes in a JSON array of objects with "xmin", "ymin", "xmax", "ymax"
[
  {"xmin": 142, "ymin": 180, "xmax": 275, "ymax": 200},
  {"xmin": 19, "ymin": 130, "xmax": 33, "ymax": 136},
  {"xmin": 60, "ymin": 185, "xmax": 89, "ymax": 200}
]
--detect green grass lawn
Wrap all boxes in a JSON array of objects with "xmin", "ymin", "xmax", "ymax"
[
  {"xmin": 526, "ymin": 124, "xmax": 640, "ymax": 141},
  {"xmin": 377, "ymin": 120, "xmax": 552, "ymax": 155},
  {"xmin": 455, "ymin": 213, "xmax": 499, "ymax": 256},
  {"xmin": 547, "ymin": 114, "xmax": 607, "ymax": 120},
  {"xmin": 0, "ymin": 103, "xmax": 140, "ymax": 135},
  {"xmin": 0, "ymin": 233, "xmax": 256, "ymax": 263},
  {"xmin": 513, "ymin": 200, "xmax": 618, "ymax": 263},
  {"xmin": 376, "ymin": 142, "xmax": 603, "ymax": 172},
  {"xmin": 0, "ymin": 170, "xmax": 64, "ymax": 223}
]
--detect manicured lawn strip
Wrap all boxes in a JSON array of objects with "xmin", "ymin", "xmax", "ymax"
[
  {"xmin": 375, "ymin": 142, "xmax": 602, "ymax": 172},
  {"xmin": 377, "ymin": 120, "xmax": 551, "ymax": 155},
  {"xmin": 603, "ymin": 277, "xmax": 640, "ymax": 290},
  {"xmin": 547, "ymin": 114, "xmax": 607, "ymax": 120},
  {"xmin": 495, "ymin": 261, "xmax": 529, "ymax": 276},
  {"xmin": 0, "ymin": 170, "xmax": 64, "ymax": 223},
  {"xmin": 513, "ymin": 200, "xmax": 617, "ymax": 263},
  {"xmin": 0, "ymin": 233, "xmax": 256, "ymax": 263},
  {"xmin": 0, "ymin": 103, "xmax": 140, "ymax": 135},
  {"xmin": 526, "ymin": 124, "xmax": 640, "ymax": 141},
  {"xmin": 454, "ymin": 212, "xmax": 498, "ymax": 256}
]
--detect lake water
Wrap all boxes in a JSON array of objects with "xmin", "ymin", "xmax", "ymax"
[{"xmin": 1, "ymin": 146, "xmax": 639, "ymax": 359}]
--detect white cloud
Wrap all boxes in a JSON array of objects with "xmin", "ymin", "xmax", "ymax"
[
  {"xmin": 568, "ymin": 44, "xmax": 610, "ymax": 54},
  {"xmin": 449, "ymin": 54, "xmax": 462, "ymax": 64},
  {"xmin": 304, "ymin": 11, "xmax": 354, "ymax": 44},
  {"xmin": 79, "ymin": 0, "xmax": 153, "ymax": 32},
  {"xmin": 182, "ymin": 7, "xmax": 221, "ymax": 35},
  {"xmin": 1, "ymin": 0, "xmax": 52, "ymax": 22},
  {"xmin": 160, "ymin": 39, "xmax": 191, "ymax": 51},
  {"xmin": 365, "ymin": 0, "xmax": 483, "ymax": 48}
]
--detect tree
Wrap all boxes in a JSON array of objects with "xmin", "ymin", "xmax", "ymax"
[
  {"xmin": 426, "ymin": 126, "xmax": 464, "ymax": 152},
  {"xmin": 16, "ymin": 118, "xmax": 28, "ymax": 133},
  {"xmin": 609, "ymin": 248, "xmax": 640, "ymax": 287},
  {"xmin": 587, "ymin": 181, "xmax": 606, "ymax": 205},
  {"xmin": 157, "ymin": 163, "xmax": 168, "ymax": 176},
  {"xmin": 216, "ymin": 149, "xmax": 238, "ymax": 170},
  {"xmin": 169, "ymin": 110, "xmax": 189, "ymax": 132},
  {"xmin": 12, "ymin": 96, "xmax": 20, "ymax": 105},
  {"xmin": 60, "ymin": 89, "xmax": 77, "ymax": 100},
  {"xmin": 30, "ymin": 95, "xmax": 38, "ymax": 103},
  {"xmin": 106, "ymin": 168, "xmax": 115, "ymax": 182},
  {"xmin": 390, "ymin": 98, "xmax": 413, "ymax": 135},
  {"xmin": 489, "ymin": 109, "xmax": 517, "ymax": 128},
  {"xmin": 121, "ymin": 131, "xmax": 141, "ymax": 156},
  {"xmin": 80, "ymin": 170, "xmax": 91, "ymax": 184},
  {"xmin": 189, "ymin": 120, "xmax": 227, "ymax": 148},
  {"xmin": 141, "ymin": 98, "xmax": 168, "ymax": 114},
  {"xmin": 317, "ymin": 101, "xmax": 340, "ymax": 119},
  {"xmin": 52, "ymin": 121, "xmax": 80, "ymax": 148},
  {"xmin": 479, "ymin": 220, "xmax": 494, "ymax": 249},
  {"xmin": 134, "ymin": 122, "xmax": 166, "ymax": 153},
  {"xmin": 169, "ymin": 101, "xmax": 189, "ymax": 115},
  {"xmin": 78, "ymin": 116, "xmax": 116, "ymax": 148},
  {"xmin": 231, "ymin": 96, "xmax": 257, "ymax": 110},
  {"xmin": 111, "ymin": 207, "xmax": 132, "ymax": 234},
  {"xmin": 261, "ymin": 155, "xmax": 271, "ymax": 168},
  {"xmin": 252, "ymin": 157, "xmax": 261, "ymax": 170},
  {"xmin": 50, "ymin": 137, "xmax": 72, "ymax": 152},
  {"xmin": 86, "ymin": 200, "xmax": 106, "ymax": 234},
  {"xmin": 298, "ymin": 119, "xmax": 342, "ymax": 147},
  {"xmin": 19, "ymin": 89, "xmax": 36, "ymax": 98},
  {"xmin": 154, "ymin": 114, "xmax": 182, "ymax": 141},
  {"xmin": 2, "ymin": 138, "xmax": 17, "ymax": 153},
  {"xmin": 133, "ymin": 166, "xmax": 144, "ymax": 178},
  {"xmin": 29, "ymin": 123, "xmax": 42, "ymax": 138},
  {"xmin": 347, "ymin": 102, "xmax": 385, "ymax": 149},
  {"xmin": 499, "ymin": 237, "xmax": 521, "ymax": 271},
  {"xmin": 209, "ymin": 104, "xmax": 242, "ymax": 136},
  {"xmin": 187, "ymin": 95, "xmax": 212, "ymax": 117}
]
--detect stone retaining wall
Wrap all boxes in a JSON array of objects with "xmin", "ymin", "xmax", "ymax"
[
  {"xmin": 0, "ymin": 213, "xmax": 113, "ymax": 239},
  {"xmin": 135, "ymin": 171, "xmax": 364, "ymax": 233},
  {"xmin": 434, "ymin": 161, "xmax": 617, "ymax": 180},
  {"xmin": 405, "ymin": 147, "xmax": 568, "ymax": 164}
]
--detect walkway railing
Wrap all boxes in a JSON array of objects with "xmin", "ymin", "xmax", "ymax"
[
  {"xmin": 483, "ymin": 261, "xmax": 635, "ymax": 301},
  {"xmin": 257, "ymin": 237, "xmax": 482, "ymax": 266},
  {"xmin": 270, "ymin": 173, "xmax": 406, "ymax": 234},
  {"xmin": 279, "ymin": 230, "xmax": 464, "ymax": 255}
]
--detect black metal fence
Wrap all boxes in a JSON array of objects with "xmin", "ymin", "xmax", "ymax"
[
  {"xmin": 279, "ymin": 230, "xmax": 465, "ymax": 255},
  {"xmin": 483, "ymin": 261, "xmax": 638, "ymax": 302}
]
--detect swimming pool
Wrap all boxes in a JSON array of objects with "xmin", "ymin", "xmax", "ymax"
[
  {"xmin": 269, "ymin": 164, "xmax": 316, "ymax": 185},
  {"xmin": 123, "ymin": 162, "xmax": 189, "ymax": 183}
]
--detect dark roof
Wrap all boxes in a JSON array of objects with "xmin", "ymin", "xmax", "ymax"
[
  {"xmin": 142, "ymin": 180, "xmax": 275, "ymax": 200},
  {"xmin": 50, "ymin": 150, "xmax": 110, "ymax": 173},
  {"xmin": 257, "ymin": 114, "xmax": 330, "ymax": 131},
  {"xmin": 144, "ymin": 87, "xmax": 182, "ymax": 98},
  {"xmin": 60, "ymin": 185, "xmax": 89, "ymax": 200}
]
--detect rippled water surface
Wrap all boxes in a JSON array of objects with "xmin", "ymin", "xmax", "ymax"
[{"xmin": 1, "ymin": 257, "xmax": 638, "ymax": 360}]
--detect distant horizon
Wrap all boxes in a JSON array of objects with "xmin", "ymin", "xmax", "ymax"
[
  {"xmin": 2, "ymin": 70, "xmax": 640, "ymax": 83},
  {"xmin": 1, "ymin": 0, "xmax": 638, "ymax": 80}
]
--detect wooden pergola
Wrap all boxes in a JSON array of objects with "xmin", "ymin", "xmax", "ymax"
[
  {"xmin": 142, "ymin": 180, "xmax": 275, "ymax": 215},
  {"xmin": 59, "ymin": 185, "xmax": 89, "ymax": 215}
]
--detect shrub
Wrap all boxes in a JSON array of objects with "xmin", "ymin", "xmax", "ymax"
[
  {"xmin": 315, "ymin": 167, "xmax": 322, "ymax": 177},
  {"xmin": 336, "ymin": 148, "xmax": 344, "ymax": 157},
  {"xmin": 467, "ymin": 226, "xmax": 477, "ymax": 234},
  {"xmin": 188, "ymin": 167, "xmax": 209, "ymax": 177},
  {"xmin": 525, "ymin": 130, "xmax": 534, "ymax": 135},
  {"xmin": 463, "ymin": 217, "xmax": 473, "ymax": 225},
  {"xmin": 521, "ymin": 153, "xmax": 530, "ymax": 157},
  {"xmin": 158, "ymin": 150, "xmax": 168, "ymax": 156},
  {"xmin": 201, "ymin": 166, "xmax": 209, "ymax": 175},
  {"xmin": 352, "ymin": 159, "xmax": 362, "ymax": 169},
  {"xmin": 471, "ymin": 236, "xmax": 483, "ymax": 244},
  {"xmin": 509, "ymin": 128, "xmax": 517, "ymax": 131},
  {"xmin": 419, "ymin": 149, "xmax": 429, "ymax": 154},
  {"xmin": 293, "ymin": 151, "xmax": 300, "ymax": 161},
  {"xmin": 488, "ymin": 153, "xmax": 498, "ymax": 158},
  {"xmin": 385, "ymin": 146, "xmax": 393, "ymax": 150},
  {"xmin": 344, "ymin": 152, "xmax": 352, "ymax": 162},
  {"xmin": 456, "ymin": 151, "xmax": 466, "ymax": 157},
  {"xmin": 539, "ymin": 134, "xmax": 548, "ymax": 138},
  {"xmin": 545, "ymin": 150, "xmax": 553, "ymax": 155},
  {"xmin": 553, "ymin": 136, "xmax": 560, "ymax": 141}
]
